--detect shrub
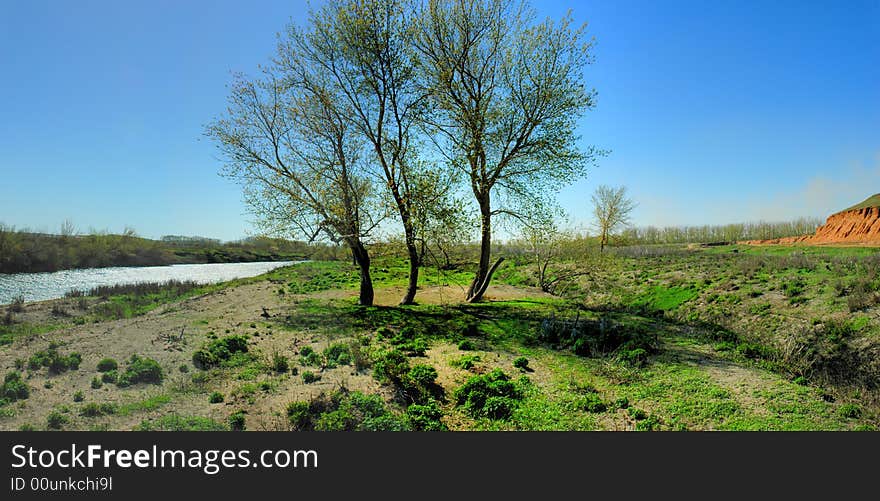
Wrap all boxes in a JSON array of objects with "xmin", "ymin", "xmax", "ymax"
[
  {"xmin": 18, "ymin": 423, "xmax": 35, "ymax": 431},
  {"xmin": 375, "ymin": 327, "xmax": 394, "ymax": 340},
  {"xmin": 323, "ymin": 343, "xmax": 351, "ymax": 367},
  {"xmin": 179, "ymin": 364, "xmax": 189, "ymax": 373},
  {"xmin": 372, "ymin": 349, "xmax": 410, "ymax": 384},
  {"xmin": 398, "ymin": 338, "xmax": 428, "ymax": 357},
  {"xmin": 299, "ymin": 346, "xmax": 322, "ymax": 366},
  {"xmin": 116, "ymin": 355, "xmax": 163, "ymax": 387},
  {"xmin": 838, "ymin": 404, "xmax": 862, "ymax": 419},
  {"xmin": 192, "ymin": 335, "xmax": 249, "ymax": 369},
  {"xmin": 450, "ymin": 354, "xmax": 480, "ymax": 371},
  {"xmin": 614, "ymin": 396, "xmax": 629, "ymax": 409},
  {"xmin": 28, "ymin": 347, "xmax": 82, "ymax": 375},
  {"xmin": 91, "ymin": 377, "xmax": 103, "ymax": 389},
  {"xmin": 406, "ymin": 401, "xmax": 447, "ymax": 431},
  {"xmin": 228, "ymin": 411, "xmax": 246, "ymax": 431},
  {"xmin": 580, "ymin": 392, "xmax": 607, "ymax": 413},
  {"xmin": 513, "ymin": 357, "xmax": 529, "ymax": 370},
  {"xmin": 453, "ymin": 369, "xmax": 524, "ymax": 419},
  {"xmin": 629, "ymin": 408, "xmax": 647, "ymax": 421},
  {"xmin": 209, "ymin": 392, "xmax": 224, "ymax": 404},
  {"xmin": 302, "ymin": 371, "xmax": 321, "ymax": 384},
  {"xmin": 46, "ymin": 411, "xmax": 68, "ymax": 430},
  {"xmin": 101, "ymin": 370, "xmax": 118, "ymax": 384},
  {"xmin": 286, "ymin": 401, "xmax": 312, "ymax": 430},
  {"xmin": 80, "ymin": 402, "xmax": 117, "ymax": 417},
  {"xmin": 402, "ymin": 364, "xmax": 441, "ymax": 404},
  {"xmin": 457, "ymin": 339, "xmax": 476, "ymax": 351},
  {"xmin": 347, "ymin": 338, "xmax": 371, "ymax": 371},
  {"xmin": 270, "ymin": 352, "xmax": 289, "ymax": 373},
  {"xmin": 96, "ymin": 358, "xmax": 118, "ymax": 372},
  {"xmin": 1, "ymin": 371, "xmax": 30, "ymax": 402},
  {"xmin": 73, "ymin": 390, "xmax": 84, "ymax": 402},
  {"xmin": 406, "ymin": 364, "xmax": 438, "ymax": 388}
]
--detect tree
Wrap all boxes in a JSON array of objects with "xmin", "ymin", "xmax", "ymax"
[
  {"xmin": 278, "ymin": 0, "xmax": 427, "ymax": 305},
  {"xmin": 206, "ymin": 67, "xmax": 384, "ymax": 306},
  {"xmin": 412, "ymin": 0, "xmax": 601, "ymax": 302},
  {"xmin": 591, "ymin": 185, "xmax": 636, "ymax": 251}
]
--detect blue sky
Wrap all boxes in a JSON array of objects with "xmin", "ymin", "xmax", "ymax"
[{"xmin": 1, "ymin": 0, "xmax": 877, "ymax": 241}]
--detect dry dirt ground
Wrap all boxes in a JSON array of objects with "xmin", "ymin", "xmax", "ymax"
[{"xmin": 0, "ymin": 282, "xmax": 554, "ymax": 431}]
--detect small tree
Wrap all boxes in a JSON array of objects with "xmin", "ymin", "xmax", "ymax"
[
  {"xmin": 591, "ymin": 185, "xmax": 636, "ymax": 251},
  {"xmin": 206, "ymin": 68, "xmax": 385, "ymax": 306},
  {"xmin": 412, "ymin": 0, "xmax": 602, "ymax": 302}
]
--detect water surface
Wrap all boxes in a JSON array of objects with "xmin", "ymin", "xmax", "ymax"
[{"xmin": 0, "ymin": 261, "xmax": 298, "ymax": 304}]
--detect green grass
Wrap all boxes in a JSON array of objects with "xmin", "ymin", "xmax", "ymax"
[
  {"xmin": 842, "ymin": 193, "xmax": 880, "ymax": 212},
  {"xmin": 629, "ymin": 285, "xmax": 700, "ymax": 312},
  {"xmin": 0, "ymin": 322, "xmax": 60, "ymax": 346},
  {"xmin": 134, "ymin": 414, "xmax": 228, "ymax": 431},
  {"xmin": 117, "ymin": 394, "xmax": 173, "ymax": 416}
]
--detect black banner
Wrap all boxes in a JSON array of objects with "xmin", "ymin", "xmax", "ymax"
[{"xmin": 1, "ymin": 432, "xmax": 876, "ymax": 498}]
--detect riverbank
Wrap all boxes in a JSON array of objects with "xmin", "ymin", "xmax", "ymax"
[
  {"xmin": 2, "ymin": 252, "xmax": 878, "ymax": 431},
  {"xmin": 0, "ymin": 229, "xmax": 317, "ymax": 274}
]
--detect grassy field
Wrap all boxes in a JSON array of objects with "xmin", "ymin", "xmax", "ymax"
[{"xmin": 1, "ymin": 244, "xmax": 878, "ymax": 431}]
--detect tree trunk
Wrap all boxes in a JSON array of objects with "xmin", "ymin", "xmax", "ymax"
[
  {"xmin": 350, "ymin": 240, "xmax": 374, "ymax": 306},
  {"xmin": 400, "ymin": 241, "xmax": 419, "ymax": 305},
  {"xmin": 469, "ymin": 256, "xmax": 504, "ymax": 303},
  {"xmin": 467, "ymin": 195, "xmax": 493, "ymax": 302}
]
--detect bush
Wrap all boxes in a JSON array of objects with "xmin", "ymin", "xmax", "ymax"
[
  {"xmin": 116, "ymin": 355, "xmax": 163, "ymax": 387},
  {"xmin": 450, "ymin": 354, "xmax": 480, "ymax": 371},
  {"xmin": 402, "ymin": 364, "xmax": 441, "ymax": 404},
  {"xmin": 73, "ymin": 390, "xmax": 84, "ymax": 402},
  {"xmin": 28, "ymin": 347, "xmax": 82, "ymax": 375},
  {"xmin": 323, "ymin": 343, "xmax": 351, "ymax": 367},
  {"xmin": 192, "ymin": 335, "xmax": 249, "ymax": 369},
  {"xmin": 453, "ymin": 369, "xmax": 524, "ymax": 419},
  {"xmin": 406, "ymin": 401, "xmax": 447, "ymax": 431},
  {"xmin": 302, "ymin": 371, "xmax": 321, "ymax": 384},
  {"xmin": 91, "ymin": 377, "xmax": 103, "ymax": 389},
  {"xmin": 80, "ymin": 402, "xmax": 117, "ymax": 417},
  {"xmin": 101, "ymin": 370, "xmax": 118, "ymax": 384},
  {"xmin": 580, "ymin": 392, "xmax": 607, "ymax": 413},
  {"xmin": 372, "ymin": 349, "xmax": 410, "ymax": 384},
  {"xmin": 513, "ymin": 357, "xmax": 529, "ymax": 370},
  {"xmin": 457, "ymin": 339, "xmax": 476, "ymax": 351},
  {"xmin": 1, "ymin": 371, "xmax": 30, "ymax": 402},
  {"xmin": 96, "ymin": 358, "xmax": 118, "ymax": 372},
  {"xmin": 838, "ymin": 404, "xmax": 862, "ymax": 419},
  {"xmin": 178, "ymin": 364, "xmax": 189, "ymax": 373},
  {"xmin": 299, "ymin": 346, "xmax": 322, "ymax": 366},
  {"xmin": 209, "ymin": 392, "xmax": 224, "ymax": 404},
  {"xmin": 629, "ymin": 408, "xmax": 647, "ymax": 420},
  {"xmin": 270, "ymin": 352, "xmax": 289, "ymax": 373},
  {"xmin": 314, "ymin": 391, "xmax": 407, "ymax": 431},
  {"xmin": 286, "ymin": 401, "xmax": 312, "ymax": 430},
  {"xmin": 46, "ymin": 411, "xmax": 68, "ymax": 430},
  {"xmin": 406, "ymin": 364, "xmax": 438, "ymax": 388},
  {"xmin": 228, "ymin": 411, "xmax": 246, "ymax": 431}
]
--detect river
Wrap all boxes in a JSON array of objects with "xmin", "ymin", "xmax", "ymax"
[{"xmin": 0, "ymin": 261, "xmax": 298, "ymax": 304}]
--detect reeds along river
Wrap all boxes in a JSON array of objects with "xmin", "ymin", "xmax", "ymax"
[{"xmin": 0, "ymin": 261, "xmax": 298, "ymax": 305}]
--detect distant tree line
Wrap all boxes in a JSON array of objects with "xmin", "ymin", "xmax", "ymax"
[
  {"xmin": 0, "ymin": 224, "xmax": 327, "ymax": 274},
  {"xmin": 618, "ymin": 218, "xmax": 823, "ymax": 245}
]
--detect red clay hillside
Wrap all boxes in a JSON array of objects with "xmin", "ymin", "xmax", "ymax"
[{"xmin": 743, "ymin": 194, "xmax": 880, "ymax": 245}]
